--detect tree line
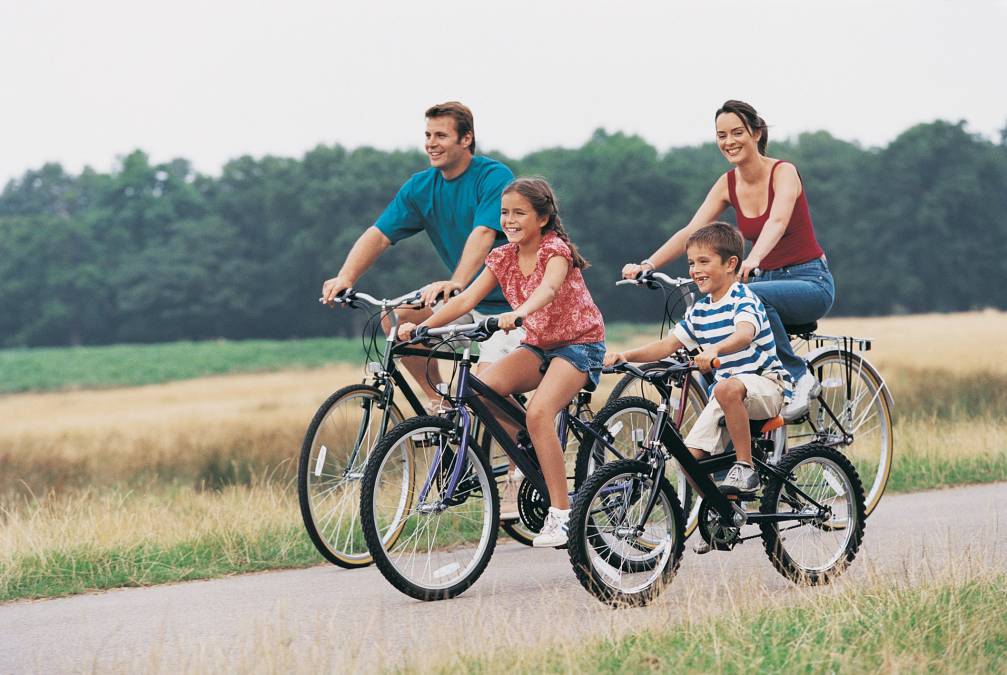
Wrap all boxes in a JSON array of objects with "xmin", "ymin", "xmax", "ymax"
[{"xmin": 1, "ymin": 120, "xmax": 1005, "ymax": 347}]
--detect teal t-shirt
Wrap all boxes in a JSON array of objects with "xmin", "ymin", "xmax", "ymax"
[{"xmin": 374, "ymin": 155, "xmax": 513, "ymax": 313}]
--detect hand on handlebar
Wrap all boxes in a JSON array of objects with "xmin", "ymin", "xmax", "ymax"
[
  {"xmin": 621, "ymin": 261, "xmax": 654, "ymax": 280},
  {"xmin": 420, "ymin": 280, "xmax": 463, "ymax": 308},
  {"xmin": 495, "ymin": 311, "xmax": 524, "ymax": 333},
  {"xmin": 321, "ymin": 275, "xmax": 354, "ymax": 305},
  {"xmin": 603, "ymin": 351, "xmax": 626, "ymax": 367},
  {"xmin": 397, "ymin": 322, "xmax": 418, "ymax": 341},
  {"xmin": 694, "ymin": 348, "xmax": 721, "ymax": 373}
]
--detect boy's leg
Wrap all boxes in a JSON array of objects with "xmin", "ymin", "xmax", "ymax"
[
  {"xmin": 525, "ymin": 358, "xmax": 588, "ymax": 511},
  {"xmin": 713, "ymin": 379, "xmax": 753, "ymax": 465}
]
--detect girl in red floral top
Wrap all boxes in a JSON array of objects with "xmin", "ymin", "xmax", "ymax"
[{"xmin": 399, "ymin": 177, "xmax": 605, "ymax": 547}]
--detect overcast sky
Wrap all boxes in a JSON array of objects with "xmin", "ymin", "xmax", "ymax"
[{"xmin": 1, "ymin": 0, "xmax": 1004, "ymax": 185}]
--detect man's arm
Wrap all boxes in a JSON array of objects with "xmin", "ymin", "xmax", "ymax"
[
  {"xmin": 321, "ymin": 227, "xmax": 391, "ymax": 303},
  {"xmin": 420, "ymin": 226, "xmax": 498, "ymax": 307}
]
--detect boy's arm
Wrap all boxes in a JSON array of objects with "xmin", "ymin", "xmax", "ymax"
[
  {"xmin": 695, "ymin": 322, "xmax": 756, "ymax": 371},
  {"xmin": 606, "ymin": 334, "xmax": 685, "ymax": 366}
]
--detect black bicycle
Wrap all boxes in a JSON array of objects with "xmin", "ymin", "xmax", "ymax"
[
  {"xmin": 568, "ymin": 357, "xmax": 867, "ymax": 607},
  {"xmin": 357, "ymin": 317, "xmax": 650, "ymax": 601},
  {"xmin": 298, "ymin": 287, "xmax": 476, "ymax": 568}
]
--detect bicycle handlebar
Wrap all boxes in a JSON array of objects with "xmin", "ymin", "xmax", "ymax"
[
  {"xmin": 615, "ymin": 270, "xmax": 693, "ymax": 289},
  {"xmin": 320, "ymin": 285, "xmax": 461, "ymax": 310},
  {"xmin": 602, "ymin": 356, "xmax": 720, "ymax": 378},
  {"xmin": 411, "ymin": 316, "xmax": 523, "ymax": 344}
]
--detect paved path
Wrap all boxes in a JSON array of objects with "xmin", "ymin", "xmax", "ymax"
[{"xmin": 2, "ymin": 482, "xmax": 1004, "ymax": 673}]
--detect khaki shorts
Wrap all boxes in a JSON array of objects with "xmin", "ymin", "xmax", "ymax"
[
  {"xmin": 683, "ymin": 373, "xmax": 785, "ymax": 455},
  {"xmin": 471, "ymin": 309, "xmax": 525, "ymax": 363}
]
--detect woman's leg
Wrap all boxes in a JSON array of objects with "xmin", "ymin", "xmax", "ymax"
[{"xmin": 524, "ymin": 358, "xmax": 589, "ymax": 510}]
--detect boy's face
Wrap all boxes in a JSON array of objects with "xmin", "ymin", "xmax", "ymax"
[{"xmin": 687, "ymin": 244, "xmax": 737, "ymax": 297}]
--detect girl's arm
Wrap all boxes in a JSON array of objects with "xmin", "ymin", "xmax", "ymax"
[
  {"xmin": 738, "ymin": 163, "xmax": 801, "ymax": 281},
  {"xmin": 499, "ymin": 256, "xmax": 569, "ymax": 329},
  {"xmin": 623, "ymin": 175, "xmax": 730, "ymax": 278},
  {"xmin": 398, "ymin": 268, "xmax": 498, "ymax": 339}
]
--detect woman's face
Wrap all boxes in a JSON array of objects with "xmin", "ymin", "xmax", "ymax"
[{"xmin": 716, "ymin": 112, "xmax": 760, "ymax": 165}]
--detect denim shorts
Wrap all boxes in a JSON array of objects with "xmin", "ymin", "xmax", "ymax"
[{"xmin": 519, "ymin": 341, "xmax": 606, "ymax": 391}]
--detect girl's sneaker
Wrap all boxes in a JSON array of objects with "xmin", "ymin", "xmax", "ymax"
[{"xmin": 532, "ymin": 507, "xmax": 569, "ymax": 548}]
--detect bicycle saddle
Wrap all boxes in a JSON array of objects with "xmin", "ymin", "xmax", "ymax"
[{"xmin": 784, "ymin": 321, "xmax": 817, "ymax": 336}]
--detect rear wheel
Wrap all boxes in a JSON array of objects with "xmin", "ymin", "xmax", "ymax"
[
  {"xmin": 760, "ymin": 445, "xmax": 866, "ymax": 584},
  {"xmin": 788, "ymin": 350, "xmax": 893, "ymax": 516},
  {"xmin": 298, "ymin": 384, "xmax": 405, "ymax": 568}
]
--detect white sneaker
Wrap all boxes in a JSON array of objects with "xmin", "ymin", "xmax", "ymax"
[
  {"xmin": 532, "ymin": 507, "xmax": 569, "ymax": 548},
  {"xmin": 782, "ymin": 371, "xmax": 822, "ymax": 422}
]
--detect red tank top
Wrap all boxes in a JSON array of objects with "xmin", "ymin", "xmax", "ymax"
[{"xmin": 727, "ymin": 160, "xmax": 824, "ymax": 270}]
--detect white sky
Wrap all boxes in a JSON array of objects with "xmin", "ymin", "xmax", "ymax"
[{"xmin": 1, "ymin": 0, "xmax": 1005, "ymax": 184}]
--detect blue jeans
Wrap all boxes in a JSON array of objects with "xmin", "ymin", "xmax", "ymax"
[
  {"xmin": 519, "ymin": 341, "xmax": 606, "ymax": 391},
  {"xmin": 748, "ymin": 257, "xmax": 835, "ymax": 383}
]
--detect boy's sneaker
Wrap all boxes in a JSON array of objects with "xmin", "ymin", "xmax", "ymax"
[
  {"xmin": 782, "ymin": 371, "xmax": 822, "ymax": 422},
  {"xmin": 532, "ymin": 507, "xmax": 569, "ymax": 548},
  {"xmin": 499, "ymin": 475, "xmax": 520, "ymax": 521},
  {"xmin": 719, "ymin": 462, "xmax": 760, "ymax": 497}
]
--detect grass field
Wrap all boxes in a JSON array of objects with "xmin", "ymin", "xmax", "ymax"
[{"xmin": 1, "ymin": 311, "xmax": 1005, "ymax": 602}]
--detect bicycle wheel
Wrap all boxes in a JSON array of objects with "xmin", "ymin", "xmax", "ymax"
[
  {"xmin": 760, "ymin": 445, "xmax": 866, "ymax": 584},
  {"xmin": 298, "ymin": 384, "xmax": 406, "ymax": 568},
  {"xmin": 789, "ymin": 350, "xmax": 893, "ymax": 516},
  {"xmin": 360, "ymin": 416, "xmax": 499, "ymax": 601},
  {"xmin": 568, "ymin": 459, "xmax": 685, "ymax": 607},
  {"xmin": 574, "ymin": 395, "xmax": 701, "ymax": 537}
]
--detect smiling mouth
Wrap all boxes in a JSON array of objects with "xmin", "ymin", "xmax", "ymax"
[
  {"xmin": 428, "ymin": 150, "xmax": 444, "ymax": 160},
  {"xmin": 724, "ymin": 147, "xmax": 741, "ymax": 157},
  {"xmin": 504, "ymin": 226, "xmax": 521, "ymax": 234}
]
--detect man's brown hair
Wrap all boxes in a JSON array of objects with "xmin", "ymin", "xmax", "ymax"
[
  {"xmin": 686, "ymin": 221, "xmax": 744, "ymax": 272},
  {"xmin": 425, "ymin": 101, "xmax": 476, "ymax": 154}
]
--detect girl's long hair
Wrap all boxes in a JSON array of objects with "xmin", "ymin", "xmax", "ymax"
[{"xmin": 502, "ymin": 177, "xmax": 589, "ymax": 269}]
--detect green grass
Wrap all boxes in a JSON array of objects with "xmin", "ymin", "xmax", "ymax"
[
  {"xmin": 0, "ymin": 525, "xmax": 319, "ymax": 602},
  {"xmin": 0, "ymin": 337, "xmax": 365, "ymax": 393},
  {"xmin": 439, "ymin": 575, "xmax": 1007, "ymax": 674}
]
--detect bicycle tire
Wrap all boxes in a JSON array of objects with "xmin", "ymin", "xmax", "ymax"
[
  {"xmin": 360, "ymin": 416, "xmax": 499, "ymax": 601},
  {"xmin": 568, "ymin": 459, "xmax": 685, "ymax": 607},
  {"xmin": 298, "ymin": 383, "xmax": 406, "ymax": 568},
  {"xmin": 789, "ymin": 349, "xmax": 893, "ymax": 516},
  {"xmin": 760, "ymin": 444, "xmax": 866, "ymax": 584}
]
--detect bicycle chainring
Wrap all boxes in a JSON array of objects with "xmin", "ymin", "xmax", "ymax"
[
  {"xmin": 517, "ymin": 478, "xmax": 549, "ymax": 533},
  {"xmin": 697, "ymin": 500, "xmax": 741, "ymax": 551}
]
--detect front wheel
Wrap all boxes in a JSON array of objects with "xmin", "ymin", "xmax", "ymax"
[
  {"xmin": 298, "ymin": 384, "xmax": 405, "ymax": 568},
  {"xmin": 568, "ymin": 459, "xmax": 685, "ymax": 607},
  {"xmin": 760, "ymin": 445, "xmax": 866, "ymax": 584},
  {"xmin": 360, "ymin": 416, "xmax": 499, "ymax": 601}
]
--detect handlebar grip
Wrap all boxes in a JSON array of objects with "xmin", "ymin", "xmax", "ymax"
[
  {"xmin": 711, "ymin": 358, "xmax": 721, "ymax": 369},
  {"xmin": 485, "ymin": 316, "xmax": 522, "ymax": 333}
]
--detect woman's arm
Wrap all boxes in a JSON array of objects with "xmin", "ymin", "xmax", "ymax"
[
  {"xmin": 738, "ymin": 163, "xmax": 802, "ymax": 281},
  {"xmin": 398, "ymin": 268, "xmax": 499, "ymax": 339},
  {"xmin": 622, "ymin": 174, "xmax": 730, "ymax": 278}
]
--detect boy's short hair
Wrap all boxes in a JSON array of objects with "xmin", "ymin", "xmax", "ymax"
[
  {"xmin": 686, "ymin": 222, "xmax": 744, "ymax": 271},
  {"xmin": 425, "ymin": 101, "xmax": 476, "ymax": 154}
]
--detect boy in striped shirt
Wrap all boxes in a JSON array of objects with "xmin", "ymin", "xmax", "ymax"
[{"xmin": 605, "ymin": 222, "xmax": 792, "ymax": 498}]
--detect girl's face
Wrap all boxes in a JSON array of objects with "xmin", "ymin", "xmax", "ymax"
[
  {"xmin": 716, "ymin": 112, "xmax": 760, "ymax": 165},
  {"xmin": 501, "ymin": 192, "xmax": 548, "ymax": 245}
]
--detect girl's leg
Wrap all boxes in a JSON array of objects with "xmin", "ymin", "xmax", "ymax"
[
  {"xmin": 476, "ymin": 348, "xmax": 545, "ymax": 443},
  {"xmin": 525, "ymin": 358, "xmax": 589, "ymax": 510}
]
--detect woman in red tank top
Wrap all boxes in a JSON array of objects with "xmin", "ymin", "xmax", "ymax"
[{"xmin": 622, "ymin": 100, "xmax": 835, "ymax": 417}]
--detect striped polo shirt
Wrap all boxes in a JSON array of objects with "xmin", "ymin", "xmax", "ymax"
[{"xmin": 673, "ymin": 283, "xmax": 793, "ymax": 402}]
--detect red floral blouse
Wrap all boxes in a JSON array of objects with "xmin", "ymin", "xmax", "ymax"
[{"xmin": 485, "ymin": 233, "xmax": 605, "ymax": 348}]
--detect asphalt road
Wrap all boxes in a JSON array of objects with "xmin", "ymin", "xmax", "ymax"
[{"xmin": 2, "ymin": 482, "xmax": 1004, "ymax": 673}]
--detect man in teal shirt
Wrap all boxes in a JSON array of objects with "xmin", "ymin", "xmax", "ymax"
[{"xmin": 321, "ymin": 102, "xmax": 518, "ymax": 406}]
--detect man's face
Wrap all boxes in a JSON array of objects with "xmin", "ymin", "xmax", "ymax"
[{"xmin": 425, "ymin": 116, "xmax": 471, "ymax": 173}]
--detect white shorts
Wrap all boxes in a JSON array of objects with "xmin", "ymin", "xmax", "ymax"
[
  {"xmin": 683, "ymin": 373, "xmax": 785, "ymax": 455},
  {"xmin": 471, "ymin": 309, "xmax": 525, "ymax": 363}
]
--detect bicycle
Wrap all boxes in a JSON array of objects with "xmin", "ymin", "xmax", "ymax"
[
  {"xmin": 568, "ymin": 356, "xmax": 867, "ymax": 607},
  {"xmin": 600, "ymin": 270, "xmax": 894, "ymax": 517},
  {"xmin": 298, "ymin": 286, "xmax": 474, "ymax": 568},
  {"xmin": 357, "ymin": 317, "xmax": 654, "ymax": 601}
]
